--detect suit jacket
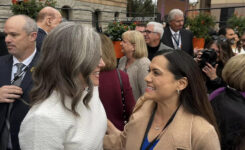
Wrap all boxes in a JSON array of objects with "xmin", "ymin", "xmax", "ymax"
[
  {"xmin": 161, "ymin": 26, "xmax": 194, "ymax": 56},
  {"xmin": 36, "ymin": 28, "xmax": 47, "ymax": 52},
  {"xmin": 0, "ymin": 52, "xmax": 39, "ymax": 150},
  {"xmin": 104, "ymin": 98, "xmax": 220, "ymax": 150},
  {"xmin": 99, "ymin": 69, "xmax": 135, "ymax": 131}
]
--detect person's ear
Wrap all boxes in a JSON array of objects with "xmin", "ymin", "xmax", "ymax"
[
  {"xmin": 177, "ymin": 77, "xmax": 188, "ymax": 91},
  {"xmin": 29, "ymin": 32, "xmax": 37, "ymax": 42},
  {"xmin": 46, "ymin": 17, "xmax": 52, "ymax": 26}
]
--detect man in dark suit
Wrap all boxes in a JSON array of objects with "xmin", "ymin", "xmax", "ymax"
[
  {"xmin": 0, "ymin": 15, "xmax": 39, "ymax": 150},
  {"xmin": 161, "ymin": 9, "xmax": 194, "ymax": 56},
  {"xmin": 36, "ymin": 6, "xmax": 62, "ymax": 51}
]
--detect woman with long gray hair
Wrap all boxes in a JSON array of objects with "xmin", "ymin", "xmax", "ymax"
[{"xmin": 18, "ymin": 22, "xmax": 107, "ymax": 149}]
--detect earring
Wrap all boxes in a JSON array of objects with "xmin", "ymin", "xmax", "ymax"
[{"xmin": 177, "ymin": 89, "xmax": 180, "ymax": 95}]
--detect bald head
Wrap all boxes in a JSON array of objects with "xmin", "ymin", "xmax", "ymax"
[
  {"xmin": 37, "ymin": 7, "xmax": 62, "ymax": 33},
  {"xmin": 7, "ymin": 15, "xmax": 38, "ymax": 34}
]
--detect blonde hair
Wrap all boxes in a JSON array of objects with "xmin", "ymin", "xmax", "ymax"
[
  {"xmin": 222, "ymin": 54, "xmax": 245, "ymax": 91},
  {"xmin": 122, "ymin": 30, "xmax": 148, "ymax": 58},
  {"xmin": 99, "ymin": 34, "xmax": 117, "ymax": 71}
]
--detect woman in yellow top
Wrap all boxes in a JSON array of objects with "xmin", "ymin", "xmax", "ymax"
[{"xmin": 104, "ymin": 49, "xmax": 220, "ymax": 150}]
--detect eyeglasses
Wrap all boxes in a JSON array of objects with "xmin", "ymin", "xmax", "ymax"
[
  {"xmin": 138, "ymin": 30, "xmax": 146, "ymax": 33},
  {"xmin": 145, "ymin": 30, "xmax": 158, "ymax": 34}
]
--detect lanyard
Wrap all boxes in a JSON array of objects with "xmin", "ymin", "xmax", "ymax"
[
  {"xmin": 172, "ymin": 33, "xmax": 181, "ymax": 49},
  {"xmin": 140, "ymin": 104, "xmax": 181, "ymax": 150}
]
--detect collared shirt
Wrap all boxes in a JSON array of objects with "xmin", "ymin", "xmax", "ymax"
[
  {"xmin": 11, "ymin": 49, "xmax": 37, "ymax": 81},
  {"xmin": 170, "ymin": 27, "xmax": 181, "ymax": 49}
]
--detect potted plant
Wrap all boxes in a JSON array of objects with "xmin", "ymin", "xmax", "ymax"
[
  {"xmin": 185, "ymin": 13, "xmax": 215, "ymax": 49},
  {"xmin": 104, "ymin": 21, "xmax": 136, "ymax": 58},
  {"xmin": 11, "ymin": 0, "xmax": 57, "ymax": 20}
]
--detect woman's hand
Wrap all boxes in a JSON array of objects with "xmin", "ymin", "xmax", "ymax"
[
  {"xmin": 202, "ymin": 63, "xmax": 218, "ymax": 80},
  {"xmin": 194, "ymin": 50, "xmax": 202, "ymax": 62},
  {"xmin": 106, "ymin": 120, "xmax": 121, "ymax": 135}
]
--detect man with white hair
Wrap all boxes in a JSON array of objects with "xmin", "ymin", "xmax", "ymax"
[
  {"xmin": 145, "ymin": 22, "xmax": 172, "ymax": 60},
  {"xmin": 161, "ymin": 9, "xmax": 194, "ymax": 56}
]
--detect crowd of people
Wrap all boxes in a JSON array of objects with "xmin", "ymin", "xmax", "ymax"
[{"xmin": 0, "ymin": 6, "xmax": 244, "ymax": 150}]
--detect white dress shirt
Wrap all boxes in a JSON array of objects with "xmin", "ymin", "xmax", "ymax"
[
  {"xmin": 11, "ymin": 49, "xmax": 37, "ymax": 81},
  {"xmin": 170, "ymin": 28, "xmax": 181, "ymax": 49}
]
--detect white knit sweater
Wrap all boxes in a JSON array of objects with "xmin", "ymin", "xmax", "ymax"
[{"xmin": 19, "ymin": 87, "xmax": 107, "ymax": 150}]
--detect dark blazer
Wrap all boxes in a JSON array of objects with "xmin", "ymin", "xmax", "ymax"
[
  {"xmin": 0, "ymin": 52, "xmax": 39, "ymax": 150},
  {"xmin": 99, "ymin": 69, "xmax": 135, "ymax": 131},
  {"xmin": 36, "ymin": 28, "xmax": 47, "ymax": 51},
  {"xmin": 161, "ymin": 26, "xmax": 194, "ymax": 56}
]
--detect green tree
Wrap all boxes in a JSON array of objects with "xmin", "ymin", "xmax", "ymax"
[
  {"xmin": 127, "ymin": 0, "xmax": 157, "ymax": 17},
  {"xmin": 11, "ymin": 0, "xmax": 57, "ymax": 20}
]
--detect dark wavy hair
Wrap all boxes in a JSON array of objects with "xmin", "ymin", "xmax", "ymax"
[
  {"xmin": 206, "ymin": 38, "xmax": 234, "ymax": 65},
  {"xmin": 30, "ymin": 22, "xmax": 101, "ymax": 115},
  {"xmin": 154, "ymin": 49, "xmax": 220, "ymax": 137}
]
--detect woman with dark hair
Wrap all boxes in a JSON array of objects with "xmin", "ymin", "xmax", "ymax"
[
  {"xmin": 104, "ymin": 50, "xmax": 220, "ymax": 150},
  {"xmin": 98, "ymin": 34, "xmax": 135, "ymax": 131},
  {"xmin": 210, "ymin": 54, "xmax": 245, "ymax": 150},
  {"xmin": 199, "ymin": 37, "xmax": 235, "ymax": 93},
  {"xmin": 19, "ymin": 22, "xmax": 107, "ymax": 149}
]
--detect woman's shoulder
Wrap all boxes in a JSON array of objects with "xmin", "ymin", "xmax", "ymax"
[
  {"xmin": 118, "ymin": 56, "xmax": 127, "ymax": 69},
  {"xmin": 118, "ymin": 56, "xmax": 127, "ymax": 64},
  {"xmin": 136, "ymin": 57, "xmax": 150, "ymax": 65},
  {"xmin": 132, "ymin": 97, "xmax": 154, "ymax": 114},
  {"xmin": 133, "ymin": 57, "xmax": 150, "ymax": 71},
  {"xmin": 190, "ymin": 115, "xmax": 220, "ymax": 149},
  {"xmin": 174, "ymin": 107, "xmax": 216, "ymax": 135},
  {"xmin": 191, "ymin": 115, "xmax": 216, "ymax": 133},
  {"xmin": 209, "ymin": 87, "xmax": 226, "ymax": 101},
  {"xmin": 28, "ymin": 91, "xmax": 75, "ymax": 120}
]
